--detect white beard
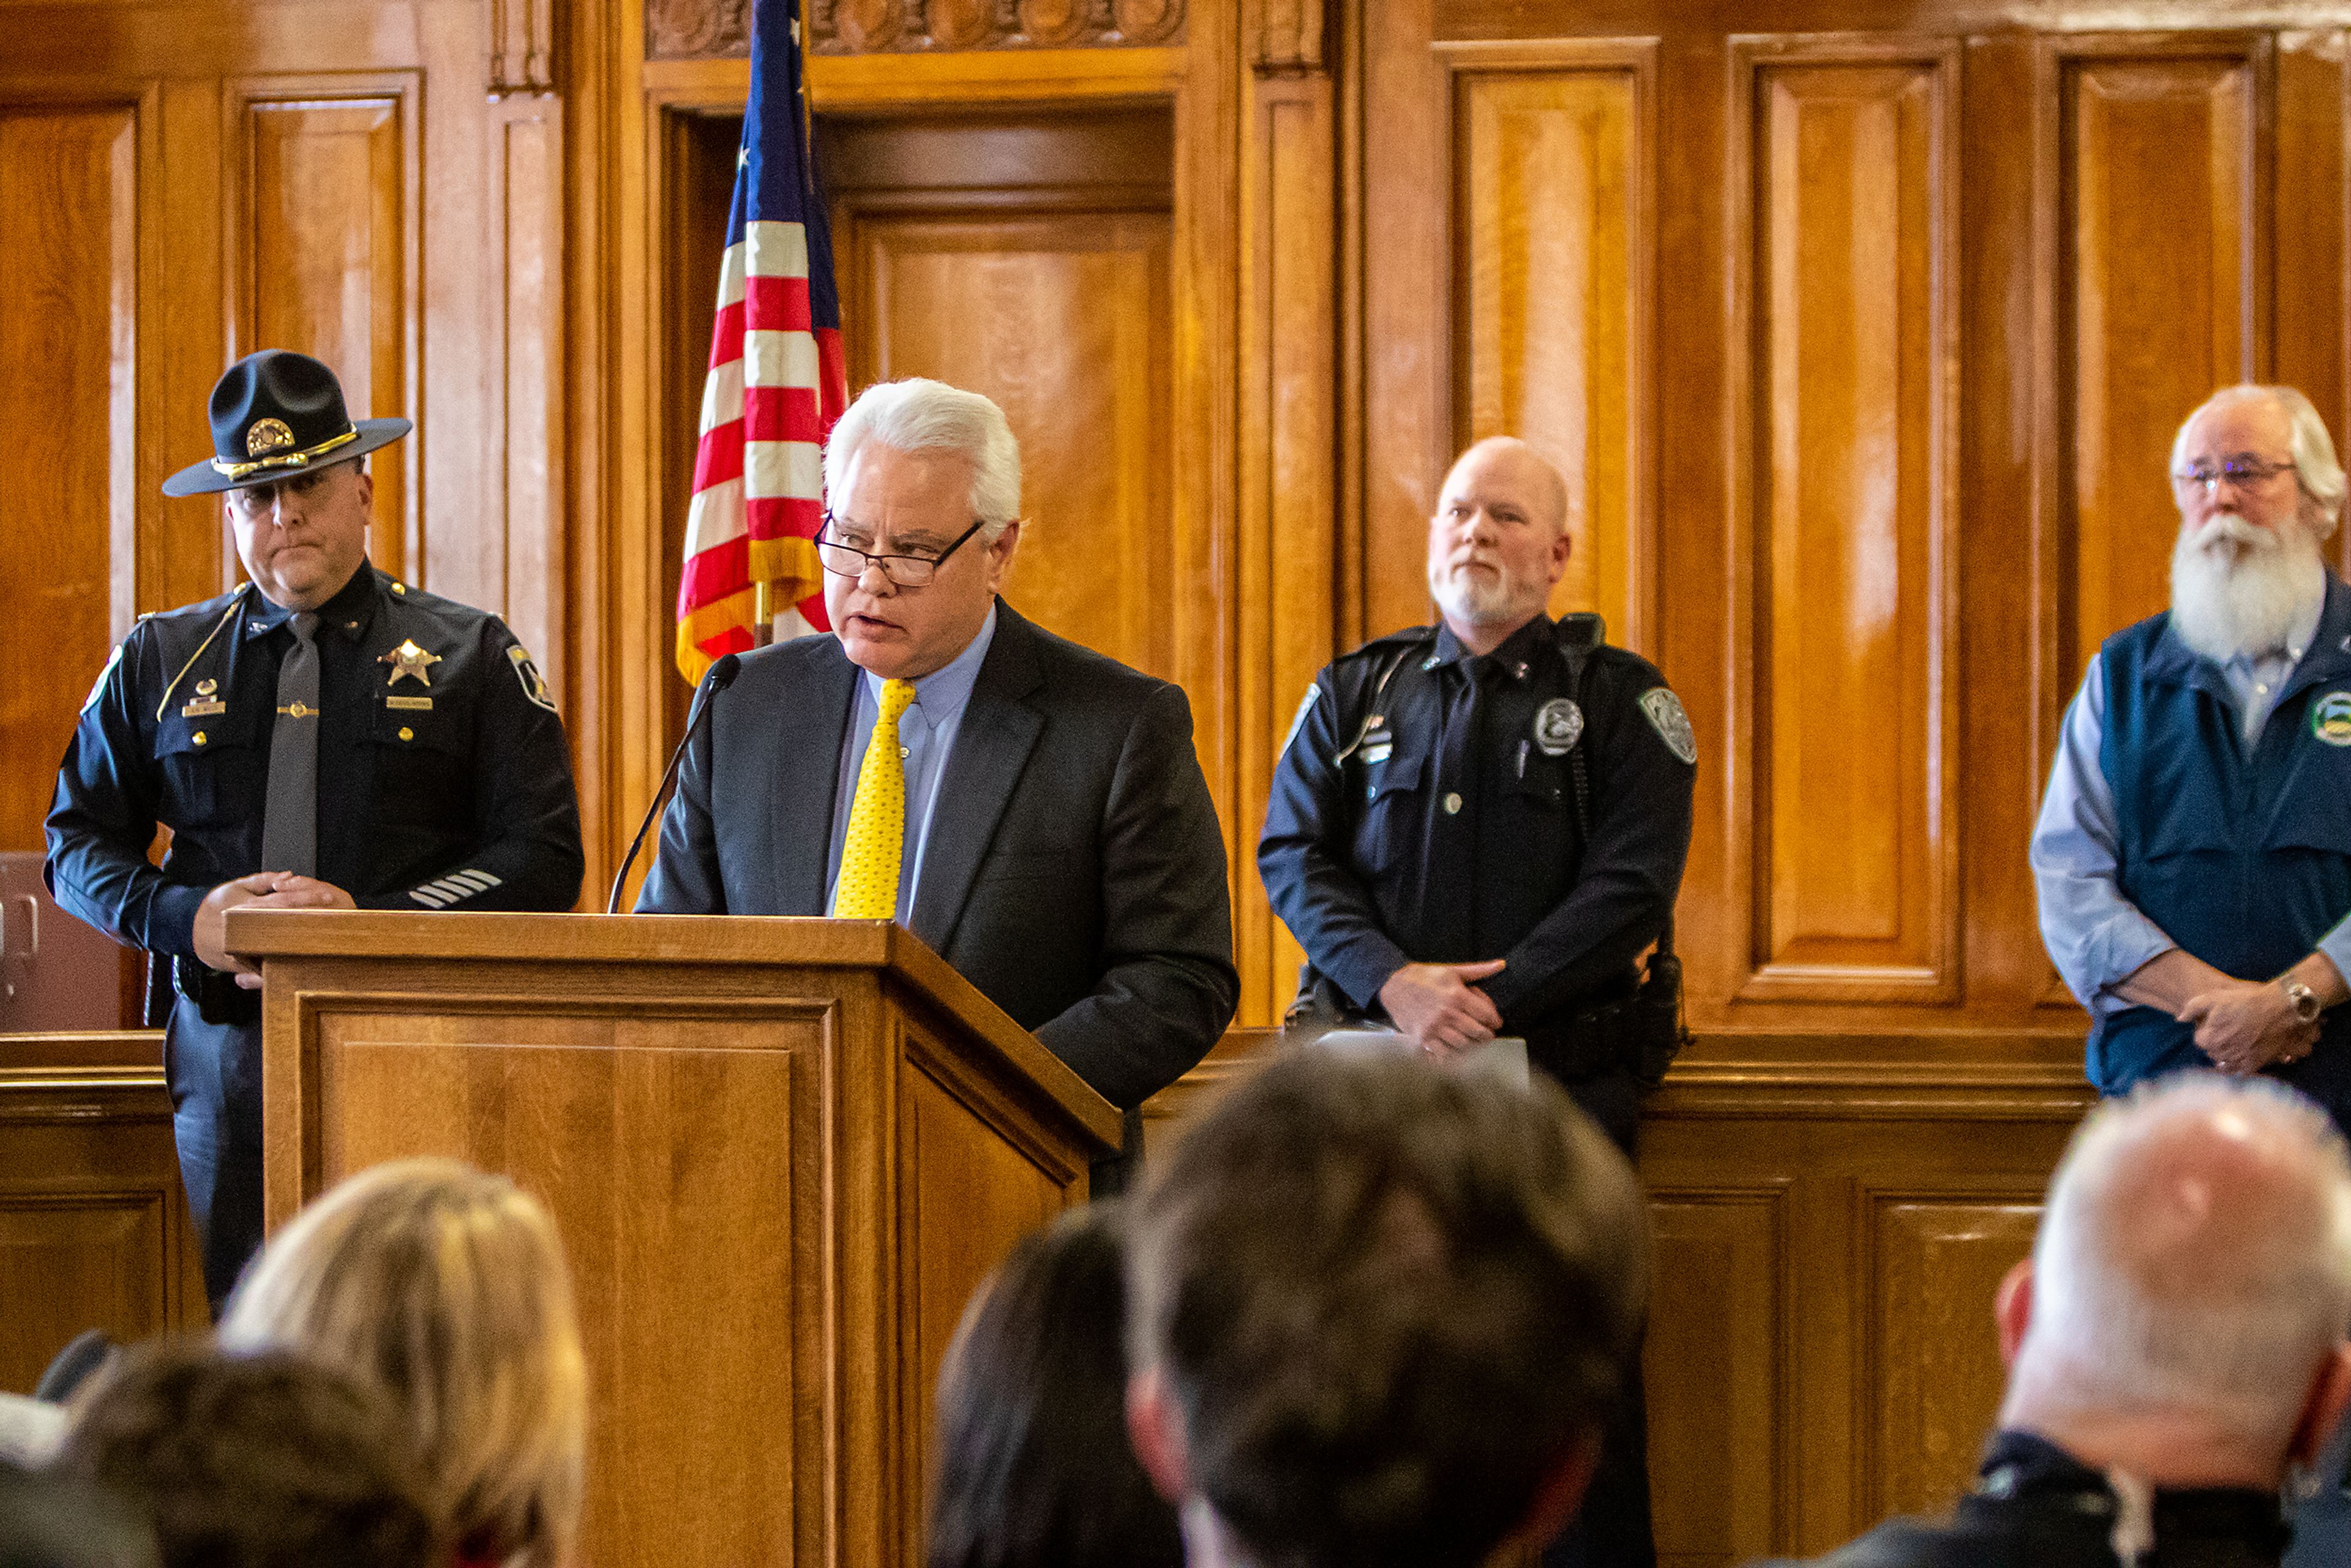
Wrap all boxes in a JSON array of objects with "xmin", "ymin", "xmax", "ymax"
[
  {"xmin": 1428, "ymin": 554, "xmax": 1539, "ymax": 628},
  {"xmin": 2168, "ymin": 514, "xmax": 2325, "ymax": 662}
]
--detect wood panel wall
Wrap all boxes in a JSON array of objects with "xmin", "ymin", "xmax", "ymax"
[
  {"xmin": 10, "ymin": 0, "xmax": 2351, "ymax": 1556},
  {"xmin": 0, "ymin": 1048, "xmax": 208, "ymax": 1395}
]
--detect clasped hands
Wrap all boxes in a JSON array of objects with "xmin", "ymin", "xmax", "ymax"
[
  {"xmin": 192, "ymin": 872, "xmax": 356, "ymax": 989},
  {"xmin": 1378, "ymin": 959, "xmax": 1509, "ymax": 1058},
  {"xmin": 2177, "ymin": 976, "xmax": 2316, "ymax": 1075}
]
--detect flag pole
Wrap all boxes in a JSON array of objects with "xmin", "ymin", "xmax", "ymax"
[{"xmin": 751, "ymin": 579, "xmax": 774, "ymax": 648}]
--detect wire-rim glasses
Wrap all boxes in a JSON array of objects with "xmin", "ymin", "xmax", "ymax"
[
  {"xmin": 815, "ymin": 514, "xmax": 989, "ymax": 587},
  {"xmin": 2172, "ymin": 456, "xmax": 2298, "ymax": 495}
]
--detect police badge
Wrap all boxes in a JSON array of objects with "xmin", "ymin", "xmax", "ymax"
[{"xmin": 1533, "ymin": 697, "xmax": 1583, "ymax": 756}]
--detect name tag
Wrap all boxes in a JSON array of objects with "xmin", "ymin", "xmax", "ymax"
[
  {"xmin": 179, "ymin": 699, "xmax": 226, "ymax": 718},
  {"xmin": 386, "ymin": 695, "xmax": 434, "ymax": 711}
]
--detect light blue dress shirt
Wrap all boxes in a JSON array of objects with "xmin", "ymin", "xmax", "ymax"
[
  {"xmin": 2029, "ymin": 596, "xmax": 2351, "ymax": 1015},
  {"xmin": 825, "ymin": 603, "xmax": 999, "ymax": 917}
]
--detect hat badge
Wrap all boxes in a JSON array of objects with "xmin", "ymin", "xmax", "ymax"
[{"xmin": 246, "ymin": 418, "xmax": 296, "ymax": 458}]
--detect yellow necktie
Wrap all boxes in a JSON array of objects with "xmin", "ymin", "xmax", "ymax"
[{"xmin": 834, "ymin": 678, "xmax": 918, "ymax": 919}]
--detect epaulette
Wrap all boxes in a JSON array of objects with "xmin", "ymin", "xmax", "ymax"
[
  {"xmin": 1334, "ymin": 623, "xmax": 1439, "ymax": 666},
  {"xmin": 150, "ymin": 584, "xmax": 255, "ymax": 720}
]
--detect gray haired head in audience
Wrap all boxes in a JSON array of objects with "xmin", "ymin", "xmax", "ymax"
[
  {"xmin": 1999, "ymin": 1072, "xmax": 2351, "ymax": 1480},
  {"xmin": 1123, "ymin": 1049, "xmax": 1650, "ymax": 1568}
]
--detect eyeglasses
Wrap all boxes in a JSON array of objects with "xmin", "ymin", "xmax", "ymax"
[
  {"xmin": 2172, "ymin": 456, "xmax": 2298, "ymax": 495},
  {"xmin": 226, "ymin": 466, "xmax": 342, "ymax": 517},
  {"xmin": 815, "ymin": 514, "xmax": 990, "ymax": 587}
]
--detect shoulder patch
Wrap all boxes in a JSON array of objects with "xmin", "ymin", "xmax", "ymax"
[
  {"xmin": 1639, "ymin": 688, "xmax": 1697, "ymax": 765},
  {"xmin": 82, "ymin": 640, "xmax": 126, "ymax": 714},
  {"xmin": 1281, "ymin": 683, "xmax": 1320, "ymax": 755},
  {"xmin": 508, "ymin": 645, "xmax": 558, "ymax": 713}
]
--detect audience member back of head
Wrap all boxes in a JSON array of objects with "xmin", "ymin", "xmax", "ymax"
[
  {"xmin": 51, "ymin": 1343, "xmax": 437, "ymax": 1568},
  {"xmin": 1751, "ymin": 1072, "xmax": 2351, "ymax": 1568},
  {"xmin": 0, "ymin": 1460, "xmax": 156, "ymax": 1568},
  {"xmin": 1124, "ymin": 1049, "xmax": 1651, "ymax": 1568},
  {"xmin": 217, "ymin": 1157, "xmax": 586, "ymax": 1568},
  {"xmin": 926, "ymin": 1199, "xmax": 1181, "ymax": 1568}
]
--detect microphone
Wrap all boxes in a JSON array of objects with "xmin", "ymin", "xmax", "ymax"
[{"xmin": 607, "ymin": 653, "xmax": 741, "ymax": 915}]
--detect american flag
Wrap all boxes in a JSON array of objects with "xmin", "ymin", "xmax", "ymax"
[{"xmin": 675, "ymin": 0, "xmax": 847, "ymax": 681}]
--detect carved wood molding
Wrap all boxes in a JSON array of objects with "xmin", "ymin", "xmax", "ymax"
[
  {"xmin": 490, "ymin": 0, "xmax": 558, "ymax": 95},
  {"xmin": 1252, "ymin": 0, "xmax": 1324, "ymax": 75},
  {"xmin": 647, "ymin": 0, "xmax": 1183, "ymax": 60}
]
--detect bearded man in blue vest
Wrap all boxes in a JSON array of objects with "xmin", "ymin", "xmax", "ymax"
[{"xmin": 2034, "ymin": 384, "xmax": 2351, "ymax": 1130}]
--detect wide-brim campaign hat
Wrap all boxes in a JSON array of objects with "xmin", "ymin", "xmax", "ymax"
[{"xmin": 162, "ymin": 350, "xmax": 411, "ymax": 497}]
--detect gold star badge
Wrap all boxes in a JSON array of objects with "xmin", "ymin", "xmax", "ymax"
[{"xmin": 379, "ymin": 639, "xmax": 442, "ymax": 688}]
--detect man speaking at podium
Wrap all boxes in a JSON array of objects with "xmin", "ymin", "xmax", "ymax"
[{"xmin": 636, "ymin": 378, "xmax": 1237, "ymax": 1177}]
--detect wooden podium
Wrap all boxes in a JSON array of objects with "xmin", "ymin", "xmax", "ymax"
[{"xmin": 226, "ymin": 909, "xmax": 1120, "ymax": 1568}]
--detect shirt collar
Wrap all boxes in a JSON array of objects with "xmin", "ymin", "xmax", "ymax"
[
  {"xmin": 1427, "ymin": 614, "xmax": 1555, "ymax": 677},
  {"xmin": 238, "ymin": 562, "xmax": 381, "ymax": 643},
  {"xmin": 861, "ymin": 600, "xmax": 998, "ymax": 716},
  {"xmin": 1970, "ymin": 1428, "xmax": 2291, "ymax": 1555}
]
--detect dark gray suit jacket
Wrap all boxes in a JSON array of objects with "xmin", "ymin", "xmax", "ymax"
[{"xmin": 636, "ymin": 601, "xmax": 1237, "ymax": 1111}]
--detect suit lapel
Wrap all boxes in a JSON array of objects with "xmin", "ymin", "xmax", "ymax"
[
  {"xmin": 767, "ymin": 642, "xmax": 860, "ymax": 915},
  {"xmin": 907, "ymin": 602, "xmax": 1045, "ymax": 952}
]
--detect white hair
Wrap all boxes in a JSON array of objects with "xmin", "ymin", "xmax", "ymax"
[
  {"xmin": 2012, "ymin": 1075, "xmax": 2351, "ymax": 1451},
  {"xmin": 822, "ymin": 377, "xmax": 1021, "ymax": 540},
  {"xmin": 2173, "ymin": 384, "xmax": 2346, "ymax": 540}
]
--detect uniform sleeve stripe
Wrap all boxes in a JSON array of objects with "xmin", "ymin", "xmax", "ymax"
[
  {"xmin": 408, "ymin": 887, "xmax": 452, "ymax": 909},
  {"xmin": 424, "ymin": 879, "xmax": 473, "ymax": 902},
  {"xmin": 443, "ymin": 871, "xmax": 493, "ymax": 893}
]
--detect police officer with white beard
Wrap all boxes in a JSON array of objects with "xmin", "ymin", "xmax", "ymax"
[{"xmin": 2033, "ymin": 384, "xmax": 2351, "ymax": 1136}]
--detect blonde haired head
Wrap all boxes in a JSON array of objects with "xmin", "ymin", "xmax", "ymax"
[{"xmin": 220, "ymin": 1158, "xmax": 587, "ymax": 1567}]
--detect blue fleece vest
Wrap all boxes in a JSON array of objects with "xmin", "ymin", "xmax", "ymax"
[{"xmin": 2094, "ymin": 574, "xmax": 2351, "ymax": 1125}]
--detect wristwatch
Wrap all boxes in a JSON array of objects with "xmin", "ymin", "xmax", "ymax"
[{"xmin": 2282, "ymin": 977, "xmax": 2323, "ymax": 1025}]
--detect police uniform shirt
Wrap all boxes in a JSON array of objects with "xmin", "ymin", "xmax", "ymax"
[
  {"xmin": 1258, "ymin": 613, "xmax": 1697, "ymax": 1032},
  {"xmin": 1750, "ymin": 1430, "xmax": 2291, "ymax": 1568},
  {"xmin": 45, "ymin": 561, "xmax": 585, "ymax": 969}
]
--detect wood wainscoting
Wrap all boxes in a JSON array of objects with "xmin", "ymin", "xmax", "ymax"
[
  {"xmin": 1146, "ymin": 1027, "xmax": 2096, "ymax": 1566},
  {"xmin": 0, "ymin": 1035, "xmax": 207, "ymax": 1396}
]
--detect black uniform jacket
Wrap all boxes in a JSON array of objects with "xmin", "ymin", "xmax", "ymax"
[
  {"xmin": 1752, "ymin": 1431, "xmax": 2291, "ymax": 1568},
  {"xmin": 47, "ymin": 563, "xmax": 585, "ymax": 973},
  {"xmin": 1258, "ymin": 614, "xmax": 1695, "ymax": 1033},
  {"xmin": 634, "ymin": 599, "xmax": 1238, "ymax": 1111}
]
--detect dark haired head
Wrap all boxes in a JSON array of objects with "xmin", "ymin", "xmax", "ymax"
[
  {"xmin": 53, "ymin": 1344, "xmax": 438, "ymax": 1568},
  {"xmin": 926, "ymin": 1201, "xmax": 1181, "ymax": 1568},
  {"xmin": 1127, "ymin": 1051, "xmax": 1650, "ymax": 1568}
]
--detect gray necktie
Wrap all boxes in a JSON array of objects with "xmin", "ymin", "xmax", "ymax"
[{"xmin": 260, "ymin": 612, "xmax": 321, "ymax": 876}]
